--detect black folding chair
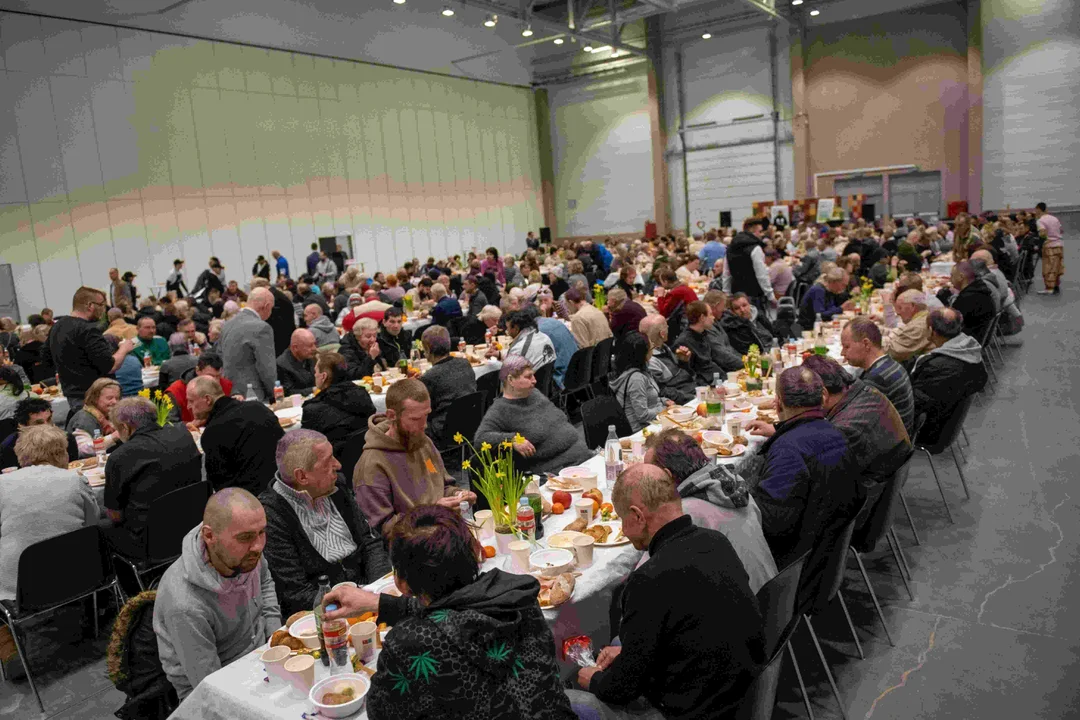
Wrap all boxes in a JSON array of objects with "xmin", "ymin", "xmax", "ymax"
[
  {"xmin": 913, "ymin": 395, "xmax": 975, "ymax": 524},
  {"xmin": 579, "ymin": 396, "xmax": 633, "ymax": 450},
  {"xmin": 586, "ymin": 336, "xmax": 614, "ymax": 398},
  {"xmin": 665, "ymin": 302, "xmax": 686, "ymax": 349},
  {"xmin": 0, "ymin": 526, "xmax": 118, "ymax": 713},
  {"xmin": 338, "ymin": 428, "xmax": 368, "ymax": 482},
  {"xmin": 556, "ymin": 346, "xmax": 594, "ymax": 413},
  {"xmin": 533, "ymin": 361, "xmax": 555, "ymax": 399},
  {"xmin": 439, "ymin": 391, "xmax": 485, "ymax": 485},
  {"xmin": 476, "ymin": 369, "xmax": 500, "ymax": 414},
  {"xmin": 111, "ymin": 482, "xmax": 211, "ymax": 598}
]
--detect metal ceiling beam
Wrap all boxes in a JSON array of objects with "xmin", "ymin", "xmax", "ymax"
[
  {"xmin": 637, "ymin": 0, "xmax": 677, "ymax": 10},
  {"xmin": 734, "ymin": 0, "xmax": 790, "ymax": 22}
]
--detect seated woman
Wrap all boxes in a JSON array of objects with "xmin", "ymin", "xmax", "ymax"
[
  {"xmin": 66, "ymin": 377, "xmax": 122, "ymax": 457},
  {"xmin": 474, "ymin": 356, "xmax": 592, "ymax": 475},
  {"xmin": 301, "ymin": 352, "xmax": 376, "ymax": 458},
  {"xmin": 103, "ymin": 333, "xmax": 144, "ymax": 397},
  {"xmin": 329, "ymin": 505, "xmax": 578, "ymax": 720},
  {"xmin": 13, "ymin": 324, "xmax": 52, "ymax": 383},
  {"xmin": 0, "ymin": 424, "xmax": 100, "ymax": 600},
  {"xmin": 340, "ymin": 318, "xmax": 390, "ymax": 380},
  {"xmin": 609, "ymin": 332, "xmax": 670, "ymax": 433}
]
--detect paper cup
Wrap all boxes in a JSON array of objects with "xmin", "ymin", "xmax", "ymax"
[
  {"xmin": 290, "ymin": 394, "xmax": 302, "ymax": 407},
  {"xmin": 260, "ymin": 646, "xmax": 292, "ymax": 686},
  {"xmin": 473, "ymin": 510, "xmax": 494, "ymax": 538},
  {"xmin": 284, "ymin": 654, "xmax": 315, "ymax": 695},
  {"xmin": 509, "ymin": 540, "xmax": 532, "ymax": 573},
  {"xmin": 695, "ymin": 386, "xmax": 709, "ymax": 402},
  {"xmin": 349, "ymin": 621, "xmax": 378, "ymax": 663},
  {"xmin": 574, "ymin": 498, "xmax": 595, "ymax": 525},
  {"xmin": 495, "ymin": 530, "xmax": 516, "ymax": 555},
  {"xmin": 573, "ymin": 535, "xmax": 595, "ymax": 568},
  {"xmin": 726, "ymin": 371, "xmax": 740, "ymax": 383}
]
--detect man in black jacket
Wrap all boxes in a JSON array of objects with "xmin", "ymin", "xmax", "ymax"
[
  {"xmin": 720, "ymin": 293, "xmax": 775, "ymax": 355},
  {"xmin": 910, "ymin": 308, "xmax": 988, "ymax": 445},
  {"xmin": 572, "ymin": 464, "xmax": 764, "ymax": 719},
  {"xmin": 418, "ymin": 326, "xmax": 476, "ymax": 442},
  {"xmin": 937, "ymin": 261, "xmax": 996, "ymax": 343},
  {"xmin": 376, "ymin": 307, "xmax": 414, "ymax": 366},
  {"xmin": 673, "ymin": 301, "xmax": 723, "ymax": 385},
  {"xmin": 722, "ymin": 217, "xmax": 774, "ymax": 316},
  {"xmin": 188, "ymin": 375, "xmax": 284, "ymax": 495},
  {"xmin": 260, "ymin": 430, "xmax": 389, "ymax": 618},
  {"xmin": 276, "ymin": 329, "xmax": 317, "ymax": 396},
  {"xmin": 251, "ymin": 278, "xmax": 296, "ymax": 356},
  {"xmin": 639, "ymin": 315, "xmax": 696, "ymax": 404},
  {"xmin": 461, "ymin": 275, "xmax": 488, "ymax": 318}
]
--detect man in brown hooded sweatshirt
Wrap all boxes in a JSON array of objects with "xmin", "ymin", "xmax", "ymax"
[{"xmin": 353, "ymin": 379, "xmax": 475, "ymax": 537}]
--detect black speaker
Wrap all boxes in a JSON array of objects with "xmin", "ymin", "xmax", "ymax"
[
  {"xmin": 719, "ymin": 211, "xmax": 732, "ymax": 228},
  {"xmin": 539, "ymin": 227, "xmax": 552, "ymax": 244}
]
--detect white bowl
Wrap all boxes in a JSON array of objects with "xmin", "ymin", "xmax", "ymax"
[
  {"xmin": 274, "ymin": 406, "xmax": 303, "ymax": 420},
  {"xmin": 530, "ymin": 548, "xmax": 575, "ymax": 577},
  {"xmin": 725, "ymin": 398, "xmax": 753, "ymax": 412},
  {"xmin": 667, "ymin": 407, "xmax": 695, "ymax": 423},
  {"xmin": 559, "ymin": 466, "xmax": 598, "ymax": 490},
  {"xmin": 309, "ymin": 674, "xmax": 370, "ymax": 718},
  {"xmin": 745, "ymin": 393, "xmax": 774, "ymax": 406},
  {"xmin": 723, "ymin": 382, "xmax": 742, "ymax": 395},
  {"xmin": 700, "ymin": 431, "xmax": 733, "ymax": 447},
  {"xmin": 287, "ymin": 614, "xmax": 321, "ymax": 649}
]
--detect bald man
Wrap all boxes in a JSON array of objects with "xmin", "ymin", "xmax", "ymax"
[
  {"xmin": 569, "ymin": 464, "xmax": 764, "ymax": 719},
  {"xmin": 937, "ymin": 260, "xmax": 996, "ymax": 342},
  {"xmin": 276, "ymin": 328, "xmax": 318, "ymax": 396},
  {"xmin": 153, "ymin": 488, "xmax": 281, "ymax": 700},
  {"xmin": 217, "ymin": 286, "xmax": 278, "ymax": 400}
]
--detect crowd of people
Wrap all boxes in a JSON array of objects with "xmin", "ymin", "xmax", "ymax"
[{"xmin": 0, "ymin": 200, "xmax": 1061, "ymax": 719}]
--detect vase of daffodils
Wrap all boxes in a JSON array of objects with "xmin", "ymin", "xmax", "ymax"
[
  {"xmin": 138, "ymin": 388, "xmax": 174, "ymax": 427},
  {"xmin": 593, "ymin": 283, "xmax": 607, "ymax": 310},
  {"xmin": 742, "ymin": 344, "xmax": 767, "ymax": 391},
  {"xmin": 455, "ymin": 432, "xmax": 530, "ymax": 553}
]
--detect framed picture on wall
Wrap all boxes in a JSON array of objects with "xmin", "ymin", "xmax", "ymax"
[{"xmin": 816, "ymin": 198, "xmax": 835, "ymax": 224}]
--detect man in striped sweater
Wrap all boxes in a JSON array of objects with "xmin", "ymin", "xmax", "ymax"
[{"xmin": 840, "ymin": 318, "xmax": 915, "ymax": 437}]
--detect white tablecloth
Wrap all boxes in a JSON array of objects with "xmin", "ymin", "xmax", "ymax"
[{"xmin": 402, "ymin": 316, "xmax": 432, "ymax": 334}]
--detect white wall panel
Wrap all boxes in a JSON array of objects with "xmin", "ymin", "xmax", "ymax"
[
  {"xmin": 1, "ymin": 14, "xmax": 45, "ymax": 73},
  {"xmin": 90, "ymin": 79, "xmax": 140, "ymax": 200},
  {"xmin": 51, "ymin": 75, "xmax": 105, "ymax": 203},
  {"xmin": 0, "ymin": 203, "xmax": 47, "ymax": 313},
  {"xmin": 70, "ymin": 202, "xmax": 118, "ymax": 291},
  {"xmin": 0, "ymin": 72, "xmax": 28, "ymax": 204},
  {"xmin": 11, "ymin": 72, "xmax": 68, "ymax": 204},
  {"xmin": 30, "ymin": 201, "xmax": 83, "ymax": 309}
]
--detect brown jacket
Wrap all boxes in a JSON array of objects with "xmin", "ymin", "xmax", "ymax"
[
  {"xmin": 353, "ymin": 413, "xmax": 457, "ymax": 537},
  {"xmin": 882, "ymin": 310, "xmax": 931, "ymax": 363},
  {"xmin": 569, "ymin": 303, "xmax": 613, "ymax": 349},
  {"xmin": 103, "ymin": 318, "xmax": 138, "ymax": 341}
]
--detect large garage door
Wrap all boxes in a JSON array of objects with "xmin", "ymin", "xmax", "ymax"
[
  {"xmin": 686, "ymin": 141, "xmax": 776, "ymax": 228},
  {"xmin": 889, "ymin": 171, "xmax": 941, "ymax": 220}
]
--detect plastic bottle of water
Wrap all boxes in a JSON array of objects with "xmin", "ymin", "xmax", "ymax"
[
  {"xmin": 516, "ymin": 497, "xmax": 535, "ymax": 542},
  {"xmin": 604, "ymin": 425, "xmax": 622, "ymax": 487},
  {"xmin": 313, "ymin": 575, "xmax": 332, "ymax": 667},
  {"xmin": 273, "ymin": 380, "xmax": 284, "ymax": 404},
  {"xmin": 92, "ymin": 429, "xmax": 105, "ymax": 463},
  {"xmin": 707, "ymin": 372, "xmax": 725, "ymax": 429},
  {"xmin": 245, "ymin": 383, "xmax": 257, "ymax": 401},
  {"xmin": 459, "ymin": 500, "xmax": 473, "ymax": 523}
]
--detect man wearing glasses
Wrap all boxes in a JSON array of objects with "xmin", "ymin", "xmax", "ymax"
[{"xmin": 42, "ymin": 287, "xmax": 135, "ymax": 413}]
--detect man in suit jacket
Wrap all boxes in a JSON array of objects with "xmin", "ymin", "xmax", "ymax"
[
  {"xmin": 251, "ymin": 277, "xmax": 297, "ymax": 356},
  {"xmin": 217, "ymin": 287, "xmax": 277, "ymax": 401}
]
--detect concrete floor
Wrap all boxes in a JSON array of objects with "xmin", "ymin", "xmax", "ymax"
[{"xmin": 2, "ymin": 232, "xmax": 1078, "ymax": 719}]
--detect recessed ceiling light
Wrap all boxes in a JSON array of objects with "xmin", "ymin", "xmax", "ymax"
[
  {"xmin": 702, "ymin": 32, "xmax": 712, "ymax": 39},
  {"xmin": 809, "ymin": 8, "xmax": 820, "ymax": 15},
  {"xmin": 791, "ymin": 0, "xmax": 803, "ymax": 4},
  {"xmin": 583, "ymin": 45, "xmax": 593, "ymax": 52},
  {"xmin": 484, "ymin": 13, "xmax": 498, "ymax": 27},
  {"xmin": 553, "ymin": 37, "xmax": 564, "ymax": 44},
  {"xmin": 441, "ymin": 5, "xmax": 454, "ymax": 16},
  {"xmin": 392, "ymin": 0, "xmax": 406, "ymax": 4},
  {"xmin": 522, "ymin": 25, "xmax": 533, "ymax": 37}
]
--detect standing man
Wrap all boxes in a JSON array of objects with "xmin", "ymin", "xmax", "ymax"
[
  {"xmin": 108, "ymin": 268, "xmax": 130, "ymax": 309},
  {"xmin": 306, "ymin": 243, "xmax": 320, "ymax": 277},
  {"xmin": 526, "ymin": 230, "xmax": 540, "ymax": 250},
  {"xmin": 43, "ymin": 287, "xmax": 134, "ymax": 411},
  {"xmin": 722, "ymin": 217, "xmax": 775, "ymax": 316},
  {"xmin": 251, "ymin": 278, "xmax": 296, "ymax": 357},
  {"xmin": 315, "ymin": 251, "xmax": 338, "ymax": 284},
  {"xmin": 271, "ymin": 250, "xmax": 289, "ymax": 280},
  {"xmin": 1035, "ymin": 202, "xmax": 1064, "ymax": 295},
  {"xmin": 276, "ymin": 329, "xmax": 318, "ymax": 396},
  {"xmin": 217, "ymin": 287, "xmax": 277, "ymax": 401},
  {"xmin": 166, "ymin": 259, "xmax": 188, "ymax": 298}
]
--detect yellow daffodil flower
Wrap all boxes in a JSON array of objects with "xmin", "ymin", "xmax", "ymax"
[
  {"xmin": 453, "ymin": 432, "xmax": 464, "ymax": 444},
  {"xmin": 461, "ymin": 460, "xmax": 471, "ymax": 470},
  {"xmin": 480, "ymin": 442, "xmax": 492, "ymax": 453},
  {"xmin": 500, "ymin": 440, "xmax": 512, "ymax": 450},
  {"xmin": 513, "ymin": 433, "xmax": 526, "ymax": 445},
  {"xmin": 138, "ymin": 389, "xmax": 150, "ymax": 399}
]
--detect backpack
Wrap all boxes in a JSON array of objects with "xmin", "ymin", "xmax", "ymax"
[{"xmin": 107, "ymin": 591, "xmax": 178, "ymax": 720}]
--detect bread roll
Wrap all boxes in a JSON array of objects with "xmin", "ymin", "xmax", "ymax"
[{"xmin": 564, "ymin": 518, "xmax": 588, "ymax": 533}]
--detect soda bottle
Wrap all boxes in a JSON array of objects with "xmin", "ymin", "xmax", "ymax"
[
  {"xmin": 273, "ymin": 381, "xmax": 284, "ymax": 404},
  {"xmin": 313, "ymin": 575, "xmax": 332, "ymax": 666},
  {"xmin": 92, "ymin": 429, "xmax": 105, "ymax": 463},
  {"xmin": 604, "ymin": 425, "xmax": 622, "ymax": 487},
  {"xmin": 143, "ymin": 354, "xmax": 152, "ymax": 369},
  {"xmin": 323, "ymin": 611, "xmax": 351, "ymax": 675},
  {"xmin": 706, "ymin": 373, "xmax": 725, "ymax": 429},
  {"xmin": 516, "ymin": 497, "xmax": 535, "ymax": 542},
  {"xmin": 245, "ymin": 383, "xmax": 257, "ymax": 401}
]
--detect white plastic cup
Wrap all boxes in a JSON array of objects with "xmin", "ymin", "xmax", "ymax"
[
  {"xmin": 573, "ymin": 535, "xmax": 595, "ymax": 568},
  {"xmin": 349, "ymin": 620, "xmax": 378, "ymax": 663},
  {"xmin": 473, "ymin": 509, "xmax": 494, "ymax": 538},
  {"xmin": 574, "ymin": 498, "xmax": 594, "ymax": 525},
  {"xmin": 260, "ymin": 646, "xmax": 292, "ymax": 686},
  {"xmin": 509, "ymin": 540, "xmax": 532, "ymax": 573}
]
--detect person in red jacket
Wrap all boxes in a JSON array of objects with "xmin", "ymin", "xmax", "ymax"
[
  {"xmin": 653, "ymin": 267, "xmax": 699, "ymax": 318},
  {"xmin": 165, "ymin": 353, "xmax": 234, "ymax": 423}
]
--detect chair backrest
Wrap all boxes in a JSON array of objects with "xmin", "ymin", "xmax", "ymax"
[
  {"xmin": 446, "ymin": 315, "xmax": 468, "ymax": 344},
  {"xmin": 441, "ymin": 391, "xmax": 485, "ymax": 448},
  {"xmin": 665, "ymin": 302, "xmax": 686, "ymax": 348},
  {"xmin": 920, "ymin": 393, "xmax": 974, "ymax": 454},
  {"xmin": 796, "ymin": 502, "xmax": 864, "ymax": 617},
  {"xmin": 0, "ymin": 417, "xmax": 16, "ymax": 446},
  {"xmin": 338, "ymin": 427, "xmax": 368, "ymax": 482},
  {"xmin": 145, "ymin": 482, "xmax": 211, "ymax": 563},
  {"xmin": 793, "ymin": 282, "xmax": 809, "ymax": 307},
  {"xmin": 476, "ymin": 370, "xmax": 500, "ymax": 413},
  {"xmin": 579, "ymin": 396, "xmax": 633, "ymax": 450},
  {"xmin": 851, "ymin": 450, "xmax": 914, "ymax": 554},
  {"xmin": 534, "ymin": 361, "xmax": 555, "ymax": 398},
  {"xmin": 562, "ymin": 347, "xmax": 594, "ymax": 393},
  {"xmin": 590, "ymin": 336, "xmax": 614, "ymax": 384},
  {"xmin": 17, "ymin": 526, "xmax": 112, "ymax": 613}
]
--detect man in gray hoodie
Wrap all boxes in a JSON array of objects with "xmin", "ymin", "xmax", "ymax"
[
  {"xmin": 910, "ymin": 307, "xmax": 988, "ymax": 444},
  {"xmin": 153, "ymin": 488, "xmax": 281, "ymax": 700},
  {"xmin": 302, "ymin": 303, "xmax": 340, "ymax": 347}
]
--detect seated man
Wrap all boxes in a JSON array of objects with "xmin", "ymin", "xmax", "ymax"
[
  {"xmin": 354, "ymin": 379, "xmax": 474, "ymax": 537},
  {"xmin": 259, "ymin": 430, "xmax": 389, "ymax": 618},
  {"xmin": 430, "ymin": 282, "xmax": 463, "ymax": 327},
  {"xmin": 883, "ymin": 290, "xmax": 932, "ymax": 363},
  {"xmin": 570, "ymin": 465, "xmax": 765, "ymax": 719},
  {"xmin": 797, "ymin": 267, "xmax": 854, "ymax": 329},
  {"xmin": 188, "ymin": 375, "xmax": 284, "ymax": 494},
  {"xmin": 276, "ymin": 328, "xmax": 317, "ymax": 396},
  {"xmin": 165, "ymin": 353, "xmax": 233, "ymax": 423},
  {"xmin": 644, "ymin": 429, "xmax": 777, "ymax": 593},
  {"xmin": 841, "ymin": 318, "xmax": 915, "ymax": 436},
  {"xmin": 639, "ymin": 314, "xmax": 695, "ymax": 404},
  {"xmin": 376, "ymin": 307, "xmax": 413, "ymax": 366},
  {"xmin": 673, "ymin": 300, "xmax": 723, "ymax": 385},
  {"xmin": 154, "ymin": 489, "xmax": 281, "ymax": 701},
  {"xmin": 0, "ymin": 397, "xmax": 78, "ymax": 470},
  {"xmin": 131, "ymin": 316, "xmax": 171, "ymax": 366},
  {"xmin": 937, "ymin": 261, "xmax": 996, "ymax": 342},
  {"xmin": 745, "ymin": 367, "xmax": 855, "ymax": 567},
  {"xmin": 418, "ymin": 325, "xmax": 476, "ymax": 442},
  {"xmin": 158, "ymin": 333, "xmax": 197, "ymax": 389},
  {"xmin": 802, "ymin": 355, "xmax": 911, "ymax": 486},
  {"xmin": 566, "ymin": 287, "xmax": 613, "ymax": 349},
  {"xmin": 701, "ymin": 290, "xmax": 744, "ymax": 372},
  {"xmin": 720, "ymin": 292, "xmax": 775, "ymax": 356},
  {"xmin": 104, "ymin": 397, "xmax": 203, "ymax": 558},
  {"xmin": 302, "ymin": 303, "xmax": 339, "ymax": 347},
  {"xmin": 910, "ymin": 308, "xmax": 988, "ymax": 445},
  {"xmin": 461, "ymin": 274, "xmax": 488, "ymax": 317}
]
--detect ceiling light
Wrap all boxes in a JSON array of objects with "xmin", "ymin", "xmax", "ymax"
[
  {"xmin": 484, "ymin": 13, "xmax": 498, "ymax": 27},
  {"xmin": 441, "ymin": 5, "xmax": 454, "ymax": 16},
  {"xmin": 522, "ymin": 25, "xmax": 533, "ymax": 37},
  {"xmin": 553, "ymin": 37, "xmax": 564, "ymax": 44},
  {"xmin": 702, "ymin": 32, "xmax": 712, "ymax": 39},
  {"xmin": 583, "ymin": 45, "xmax": 593, "ymax": 52},
  {"xmin": 791, "ymin": 0, "xmax": 803, "ymax": 4},
  {"xmin": 809, "ymin": 8, "xmax": 820, "ymax": 15},
  {"xmin": 393, "ymin": 0, "xmax": 406, "ymax": 4}
]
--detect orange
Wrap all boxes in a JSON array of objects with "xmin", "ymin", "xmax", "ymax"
[
  {"xmin": 551, "ymin": 502, "xmax": 565, "ymax": 514},
  {"xmin": 600, "ymin": 503, "xmax": 613, "ymax": 514},
  {"xmin": 482, "ymin": 545, "xmax": 496, "ymax": 558},
  {"xmin": 591, "ymin": 499, "xmax": 600, "ymax": 518}
]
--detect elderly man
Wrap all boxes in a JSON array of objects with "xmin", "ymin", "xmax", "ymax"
[
  {"xmin": 565, "ymin": 287, "xmax": 613, "ymax": 349},
  {"xmin": 259, "ymin": 430, "xmax": 389, "ymax": 617},
  {"xmin": 431, "ymin": 283, "xmax": 463, "ymax": 327},
  {"xmin": 569, "ymin": 464, "xmax": 764, "ymax": 719},
  {"xmin": 341, "ymin": 318, "xmax": 390, "ymax": 379},
  {"xmin": 841, "ymin": 319, "xmax": 915, "ymax": 436},
  {"xmin": 639, "ymin": 314, "xmax": 696, "ymax": 404},
  {"xmin": 701, "ymin": 290, "xmax": 745, "ymax": 372},
  {"xmin": 103, "ymin": 307, "xmax": 138, "ymax": 341},
  {"xmin": 418, "ymin": 325, "xmax": 476, "ymax": 442},
  {"xmin": 217, "ymin": 287, "xmax": 277, "ymax": 401},
  {"xmin": 354, "ymin": 379, "xmax": 473, "ymax": 537},
  {"xmin": 745, "ymin": 367, "xmax": 856, "ymax": 567},
  {"xmin": 250, "ymin": 277, "xmax": 296, "ymax": 356},
  {"xmin": 188, "ymin": 375, "xmax": 283, "ymax": 494},
  {"xmin": 672, "ymin": 300, "xmax": 723, "ymax": 385},
  {"xmin": 643, "ymin": 429, "xmax": 776, "ymax": 593},
  {"xmin": 535, "ymin": 313, "xmax": 579, "ymax": 391},
  {"xmin": 720, "ymin": 292, "xmax": 774, "ymax": 355},
  {"xmin": 166, "ymin": 353, "xmax": 233, "ymax": 423},
  {"xmin": 303, "ymin": 303, "xmax": 338, "ymax": 347},
  {"xmin": 910, "ymin": 308, "xmax": 988, "ymax": 445},
  {"xmin": 154, "ymin": 489, "xmax": 281, "ymax": 700},
  {"xmin": 130, "ymin": 316, "xmax": 171, "ymax": 367},
  {"xmin": 43, "ymin": 287, "xmax": 134, "ymax": 411},
  {"xmin": 103, "ymin": 397, "xmax": 203, "ymax": 559},
  {"xmin": 798, "ymin": 267, "xmax": 854, "ymax": 329},
  {"xmin": 883, "ymin": 289, "xmax": 933, "ymax": 362},
  {"xmin": 276, "ymin": 329, "xmax": 318, "ymax": 396},
  {"xmin": 376, "ymin": 307, "xmax": 413, "ymax": 366},
  {"xmin": 937, "ymin": 260, "xmax": 996, "ymax": 342},
  {"xmin": 158, "ymin": 332, "xmax": 197, "ymax": 388}
]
